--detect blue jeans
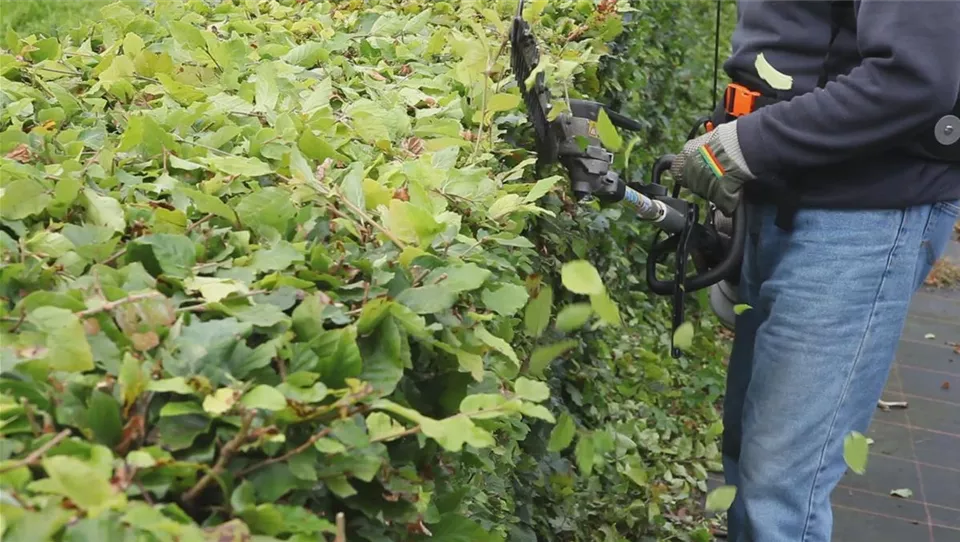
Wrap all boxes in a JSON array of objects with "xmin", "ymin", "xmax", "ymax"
[{"xmin": 721, "ymin": 199, "xmax": 960, "ymax": 542}]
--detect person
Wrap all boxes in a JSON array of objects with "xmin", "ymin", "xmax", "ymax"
[{"xmin": 667, "ymin": 1, "xmax": 960, "ymax": 541}]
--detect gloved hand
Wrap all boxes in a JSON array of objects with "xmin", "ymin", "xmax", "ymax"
[{"xmin": 669, "ymin": 120, "xmax": 755, "ymax": 215}]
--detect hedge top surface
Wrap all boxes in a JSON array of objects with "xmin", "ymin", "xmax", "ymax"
[{"xmin": 0, "ymin": 1, "xmax": 638, "ymax": 540}]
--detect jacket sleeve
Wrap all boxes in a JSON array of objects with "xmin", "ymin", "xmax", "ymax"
[{"xmin": 734, "ymin": 0, "xmax": 960, "ymax": 180}]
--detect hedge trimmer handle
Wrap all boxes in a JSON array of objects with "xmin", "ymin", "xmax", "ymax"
[{"xmin": 643, "ymin": 154, "xmax": 747, "ymax": 296}]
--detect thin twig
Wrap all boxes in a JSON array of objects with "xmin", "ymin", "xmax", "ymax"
[
  {"xmin": 102, "ymin": 248, "xmax": 127, "ymax": 266},
  {"xmin": 185, "ymin": 213, "xmax": 215, "ymax": 233},
  {"xmin": 0, "ymin": 429, "xmax": 71, "ymax": 474},
  {"xmin": 371, "ymin": 426, "xmax": 421, "ymax": 444},
  {"xmin": 235, "ymin": 427, "xmax": 333, "ymax": 478},
  {"xmin": 76, "ymin": 292, "xmax": 164, "ymax": 318},
  {"xmin": 182, "ymin": 411, "xmax": 255, "ymax": 503}
]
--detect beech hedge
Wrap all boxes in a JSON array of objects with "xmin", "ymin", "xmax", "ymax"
[{"xmin": 0, "ymin": 1, "xmax": 732, "ymax": 541}]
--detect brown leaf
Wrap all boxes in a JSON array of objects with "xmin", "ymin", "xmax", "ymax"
[
  {"xmin": 942, "ymin": 381, "xmax": 951, "ymax": 391},
  {"xmin": 204, "ymin": 519, "xmax": 251, "ymax": 542},
  {"xmin": 5, "ymin": 144, "xmax": 32, "ymax": 163},
  {"xmin": 82, "ymin": 318, "xmax": 101, "ymax": 335},
  {"xmin": 131, "ymin": 331, "xmax": 160, "ymax": 351},
  {"xmin": 402, "ymin": 137, "xmax": 425, "ymax": 156}
]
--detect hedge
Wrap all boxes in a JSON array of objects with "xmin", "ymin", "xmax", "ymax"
[{"xmin": 0, "ymin": 1, "xmax": 732, "ymax": 541}]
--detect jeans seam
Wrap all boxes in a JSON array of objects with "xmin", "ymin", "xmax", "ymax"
[{"xmin": 797, "ymin": 210, "xmax": 908, "ymax": 542}]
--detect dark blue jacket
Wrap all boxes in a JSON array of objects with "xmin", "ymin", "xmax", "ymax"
[{"xmin": 724, "ymin": 0, "xmax": 960, "ymax": 209}]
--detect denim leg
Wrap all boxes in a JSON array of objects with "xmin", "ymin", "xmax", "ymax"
[{"xmin": 720, "ymin": 201, "xmax": 957, "ymax": 542}]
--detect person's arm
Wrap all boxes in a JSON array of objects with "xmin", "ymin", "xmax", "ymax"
[{"xmin": 734, "ymin": 0, "xmax": 960, "ymax": 180}]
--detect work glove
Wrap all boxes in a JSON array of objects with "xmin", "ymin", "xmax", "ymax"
[{"xmin": 669, "ymin": 120, "xmax": 755, "ymax": 215}]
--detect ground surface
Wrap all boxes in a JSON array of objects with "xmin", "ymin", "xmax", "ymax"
[
  {"xmin": 708, "ymin": 233, "xmax": 960, "ymax": 541},
  {"xmin": 831, "ymin": 236, "xmax": 960, "ymax": 542}
]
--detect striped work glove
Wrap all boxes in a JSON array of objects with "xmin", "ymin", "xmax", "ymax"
[{"xmin": 669, "ymin": 120, "xmax": 755, "ymax": 215}]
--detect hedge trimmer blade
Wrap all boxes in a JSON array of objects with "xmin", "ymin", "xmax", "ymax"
[{"xmin": 510, "ymin": 0, "xmax": 559, "ymax": 165}]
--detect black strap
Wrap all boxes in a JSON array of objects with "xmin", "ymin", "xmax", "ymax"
[{"xmin": 670, "ymin": 204, "xmax": 699, "ymax": 359}]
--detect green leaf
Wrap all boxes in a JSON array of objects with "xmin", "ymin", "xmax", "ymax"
[
  {"xmin": 255, "ymin": 62, "xmax": 279, "ymax": 112},
  {"xmin": 340, "ymin": 162, "xmax": 366, "ymax": 210},
  {"xmin": 523, "ymin": 175, "xmax": 562, "ymax": 203},
  {"xmin": 433, "ymin": 263, "xmax": 491, "ymax": 292},
  {"xmin": 241, "ymin": 385, "xmax": 289, "ymax": 411},
  {"xmin": 234, "ymin": 187, "xmax": 297, "ymax": 235},
  {"xmin": 205, "ymin": 155, "xmax": 273, "ymax": 177},
  {"xmin": 203, "ymin": 388, "xmax": 237, "ymax": 415},
  {"xmin": 596, "ymin": 107, "xmax": 622, "ymax": 152},
  {"xmin": 514, "ymin": 377, "xmax": 549, "ymax": 402},
  {"xmin": 40, "ymin": 455, "xmax": 126, "ymax": 517},
  {"xmin": 890, "ymin": 488, "xmax": 913, "ymax": 499},
  {"xmin": 282, "ymin": 42, "xmax": 328, "ymax": 68},
  {"xmin": 23, "ymin": 307, "xmax": 94, "ymax": 372},
  {"xmin": 673, "ymin": 321, "xmax": 695, "ymax": 351},
  {"xmin": 474, "ymin": 326, "xmax": 520, "ymax": 367},
  {"xmin": 555, "ymin": 303, "xmax": 593, "ymax": 332},
  {"xmin": 177, "ymin": 187, "xmax": 237, "ymax": 225},
  {"xmin": 705, "ymin": 485, "xmax": 738, "ymax": 512},
  {"xmin": 383, "ymin": 199, "xmax": 443, "ymax": 246},
  {"xmin": 561, "ymin": 260, "xmax": 604, "ymax": 295},
  {"xmin": 528, "ymin": 339, "xmax": 578, "ymax": 377},
  {"xmin": 589, "ymin": 291, "xmax": 621, "ymax": 326},
  {"xmin": 396, "ymin": 285, "xmax": 457, "ymax": 315},
  {"xmin": 734, "ymin": 304, "xmax": 752, "ymax": 315},
  {"xmin": 81, "ymin": 188, "xmax": 126, "ymax": 233},
  {"xmin": 309, "ymin": 326, "xmax": 363, "ymax": 388},
  {"xmin": 481, "ymin": 283, "xmax": 529, "ymax": 317},
  {"xmin": 547, "ymin": 412, "xmax": 576, "ymax": 452},
  {"xmin": 456, "ymin": 350, "xmax": 484, "ymax": 382},
  {"xmin": 0, "ymin": 179, "xmax": 51, "ymax": 220},
  {"xmin": 520, "ymin": 403, "xmax": 555, "ymax": 423},
  {"xmin": 427, "ymin": 514, "xmax": 504, "ymax": 542},
  {"xmin": 129, "ymin": 234, "xmax": 196, "ymax": 278},
  {"xmin": 183, "ymin": 277, "xmax": 248, "ymax": 303},
  {"xmin": 359, "ymin": 316, "xmax": 406, "ymax": 395},
  {"xmin": 87, "ymin": 391, "xmax": 123, "ymax": 447},
  {"xmin": 169, "ymin": 21, "xmax": 207, "ymax": 49},
  {"xmin": 575, "ymin": 434, "xmax": 595, "ymax": 476},
  {"xmin": 843, "ymin": 431, "xmax": 869, "ymax": 475},
  {"xmin": 366, "ymin": 412, "xmax": 407, "ymax": 442},
  {"xmin": 523, "ymin": 284, "xmax": 552, "ymax": 338}
]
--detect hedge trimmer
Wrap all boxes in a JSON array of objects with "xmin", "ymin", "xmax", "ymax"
[{"xmin": 509, "ymin": 0, "xmax": 745, "ymax": 356}]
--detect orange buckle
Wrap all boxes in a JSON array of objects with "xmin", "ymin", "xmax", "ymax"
[{"xmin": 724, "ymin": 83, "xmax": 760, "ymax": 117}]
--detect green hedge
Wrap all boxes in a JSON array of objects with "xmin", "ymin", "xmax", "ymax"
[{"xmin": 0, "ymin": 1, "xmax": 732, "ymax": 541}]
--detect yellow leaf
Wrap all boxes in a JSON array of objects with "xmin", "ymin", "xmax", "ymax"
[{"xmin": 755, "ymin": 52, "xmax": 793, "ymax": 91}]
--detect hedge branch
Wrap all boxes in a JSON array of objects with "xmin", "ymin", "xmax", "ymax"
[
  {"xmin": 235, "ymin": 427, "xmax": 333, "ymax": 478},
  {"xmin": 182, "ymin": 411, "xmax": 256, "ymax": 503},
  {"xmin": 0, "ymin": 429, "xmax": 71, "ymax": 474},
  {"xmin": 76, "ymin": 292, "xmax": 164, "ymax": 318}
]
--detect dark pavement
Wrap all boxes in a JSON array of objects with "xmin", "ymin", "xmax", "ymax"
[
  {"xmin": 832, "ymin": 234, "xmax": 960, "ymax": 542},
  {"xmin": 707, "ymin": 232, "xmax": 960, "ymax": 541}
]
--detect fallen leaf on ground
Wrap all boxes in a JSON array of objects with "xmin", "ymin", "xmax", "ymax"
[
  {"xmin": 942, "ymin": 381, "xmax": 951, "ymax": 390},
  {"xmin": 890, "ymin": 488, "xmax": 913, "ymax": 499}
]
